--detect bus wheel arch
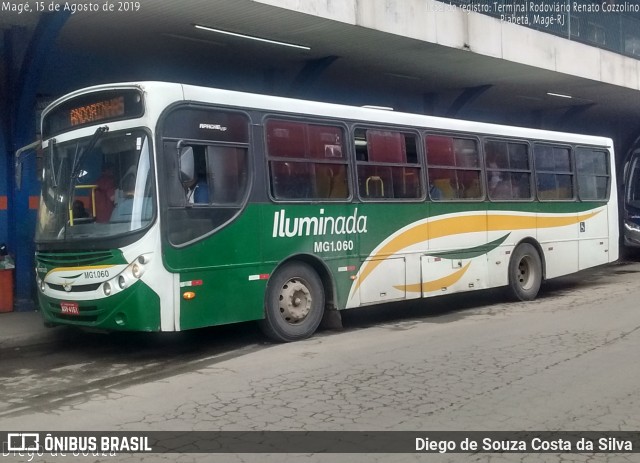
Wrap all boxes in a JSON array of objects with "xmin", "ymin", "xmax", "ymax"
[
  {"xmin": 507, "ymin": 239, "xmax": 544, "ymax": 301},
  {"xmin": 259, "ymin": 255, "xmax": 333, "ymax": 342}
]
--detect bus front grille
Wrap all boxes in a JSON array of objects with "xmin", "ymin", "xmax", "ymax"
[
  {"xmin": 47, "ymin": 283, "xmax": 102, "ymax": 293},
  {"xmin": 36, "ymin": 250, "xmax": 118, "ymax": 268}
]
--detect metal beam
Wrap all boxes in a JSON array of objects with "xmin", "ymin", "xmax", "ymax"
[
  {"xmin": 555, "ymin": 103, "xmax": 596, "ymax": 130},
  {"xmin": 289, "ymin": 55, "xmax": 339, "ymax": 98},
  {"xmin": 446, "ymin": 84, "xmax": 492, "ymax": 118},
  {"xmin": 422, "ymin": 92, "xmax": 438, "ymax": 116}
]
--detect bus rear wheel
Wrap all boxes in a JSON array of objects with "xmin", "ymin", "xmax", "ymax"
[
  {"xmin": 508, "ymin": 243, "xmax": 542, "ymax": 301},
  {"xmin": 260, "ymin": 262, "xmax": 325, "ymax": 342}
]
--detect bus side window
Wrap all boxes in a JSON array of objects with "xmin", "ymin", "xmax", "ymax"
[
  {"xmin": 355, "ymin": 129, "xmax": 421, "ymax": 200},
  {"xmin": 576, "ymin": 148, "xmax": 609, "ymax": 201},
  {"xmin": 270, "ymin": 162, "xmax": 312, "ymax": 199},
  {"xmin": 266, "ymin": 119, "xmax": 349, "ymax": 200},
  {"xmin": 485, "ymin": 140, "xmax": 531, "ymax": 201},
  {"xmin": 204, "ymin": 145, "xmax": 248, "ymax": 204},
  {"xmin": 426, "ymin": 134, "xmax": 482, "ymax": 200},
  {"xmin": 534, "ymin": 144, "xmax": 574, "ymax": 200}
]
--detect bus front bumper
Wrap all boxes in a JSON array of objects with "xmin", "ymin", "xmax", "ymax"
[{"xmin": 38, "ymin": 281, "xmax": 161, "ymax": 331}]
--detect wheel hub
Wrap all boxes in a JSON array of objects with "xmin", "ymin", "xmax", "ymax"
[
  {"xmin": 279, "ymin": 279, "xmax": 311, "ymax": 324},
  {"xmin": 518, "ymin": 257, "xmax": 532, "ymax": 288}
]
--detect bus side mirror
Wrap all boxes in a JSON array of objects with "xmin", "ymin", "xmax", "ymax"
[
  {"xmin": 178, "ymin": 146, "xmax": 195, "ymax": 187},
  {"xmin": 15, "ymin": 140, "xmax": 42, "ymax": 190}
]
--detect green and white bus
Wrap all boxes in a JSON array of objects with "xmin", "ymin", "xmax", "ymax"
[{"xmin": 33, "ymin": 82, "xmax": 618, "ymax": 341}]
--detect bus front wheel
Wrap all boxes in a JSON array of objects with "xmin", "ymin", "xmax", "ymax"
[
  {"xmin": 508, "ymin": 243, "xmax": 542, "ymax": 301},
  {"xmin": 260, "ymin": 262, "xmax": 325, "ymax": 342}
]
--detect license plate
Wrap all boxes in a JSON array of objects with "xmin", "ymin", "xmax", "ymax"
[{"xmin": 60, "ymin": 302, "xmax": 80, "ymax": 315}]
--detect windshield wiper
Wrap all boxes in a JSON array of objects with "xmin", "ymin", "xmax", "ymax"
[
  {"xmin": 67, "ymin": 126, "xmax": 109, "ymax": 222},
  {"xmin": 71, "ymin": 126, "xmax": 109, "ymax": 179},
  {"xmin": 49, "ymin": 139, "xmax": 59, "ymax": 188}
]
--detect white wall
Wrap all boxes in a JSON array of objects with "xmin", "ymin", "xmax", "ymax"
[{"xmin": 253, "ymin": 0, "xmax": 640, "ymax": 91}]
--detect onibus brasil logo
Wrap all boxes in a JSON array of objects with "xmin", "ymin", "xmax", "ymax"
[{"xmin": 3, "ymin": 432, "xmax": 152, "ymax": 456}]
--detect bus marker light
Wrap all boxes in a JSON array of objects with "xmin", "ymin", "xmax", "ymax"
[
  {"xmin": 183, "ymin": 291, "xmax": 196, "ymax": 300},
  {"xmin": 338, "ymin": 266, "xmax": 356, "ymax": 272},
  {"xmin": 248, "ymin": 274, "xmax": 270, "ymax": 281},
  {"xmin": 180, "ymin": 280, "xmax": 203, "ymax": 287},
  {"xmin": 350, "ymin": 275, "xmax": 357, "ymax": 281}
]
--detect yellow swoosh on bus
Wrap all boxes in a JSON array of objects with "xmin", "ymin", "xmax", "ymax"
[
  {"xmin": 394, "ymin": 262, "xmax": 471, "ymax": 294},
  {"xmin": 353, "ymin": 210, "xmax": 600, "ymax": 292}
]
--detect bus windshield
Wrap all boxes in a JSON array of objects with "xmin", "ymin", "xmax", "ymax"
[
  {"xmin": 627, "ymin": 156, "xmax": 640, "ymax": 209},
  {"xmin": 35, "ymin": 129, "xmax": 155, "ymax": 243}
]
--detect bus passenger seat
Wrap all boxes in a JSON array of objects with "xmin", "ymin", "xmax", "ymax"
[
  {"xmin": 366, "ymin": 176, "xmax": 385, "ymax": 197},
  {"xmin": 328, "ymin": 167, "xmax": 348, "ymax": 198},
  {"xmin": 464, "ymin": 179, "xmax": 481, "ymax": 198},
  {"xmin": 433, "ymin": 178, "xmax": 455, "ymax": 199}
]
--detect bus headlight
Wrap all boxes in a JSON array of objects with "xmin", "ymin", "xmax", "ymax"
[
  {"xmin": 129, "ymin": 253, "xmax": 150, "ymax": 279},
  {"xmin": 624, "ymin": 220, "xmax": 640, "ymax": 233},
  {"xmin": 131, "ymin": 263, "xmax": 142, "ymax": 279},
  {"xmin": 101, "ymin": 253, "xmax": 151, "ymax": 297}
]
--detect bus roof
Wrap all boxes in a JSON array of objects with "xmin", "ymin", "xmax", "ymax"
[{"xmin": 46, "ymin": 81, "xmax": 614, "ymax": 149}]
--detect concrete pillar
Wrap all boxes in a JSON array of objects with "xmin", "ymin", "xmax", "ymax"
[{"xmin": 9, "ymin": 12, "xmax": 69, "ymax": 310}]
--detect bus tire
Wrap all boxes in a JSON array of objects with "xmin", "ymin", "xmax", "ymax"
[
  {"xmin": 508, "ymin": 243, "xmax": 542, "ymax": 301},
  {"xmin": 259, "ymin": 262, "xmax": 325, "ymax": 342}
]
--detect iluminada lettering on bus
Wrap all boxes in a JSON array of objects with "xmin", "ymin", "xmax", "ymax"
[{"xmin": 272, "ymin": 209, "xmax": 368, "ymax": 238}]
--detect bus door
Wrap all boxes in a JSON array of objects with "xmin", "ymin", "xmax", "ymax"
[
  {"xmin": 161, "ymin": 107, "xmax": 255, "ymax": 330},
  {"xmin": 576, "ymin": 147, "xmax": 613, "ymax": 269}
]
